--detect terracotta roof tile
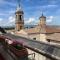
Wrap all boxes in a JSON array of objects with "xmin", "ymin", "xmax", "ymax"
[
  {"xmin": 24, "ymin": 25, "xmax": 60, "ymax": 34},
  {"xmin": 45, "ymin": 26, "xmax": 60, "ymax": 33}
]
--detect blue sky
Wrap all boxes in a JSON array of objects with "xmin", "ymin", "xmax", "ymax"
[{"xmin": 0, "ymin": 0, "xmax": 60, "ymax": 26}]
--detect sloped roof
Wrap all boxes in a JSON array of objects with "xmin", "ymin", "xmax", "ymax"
[
  {"xmin": 24, "ymin": 25, "xmax": 60, "ymax": 34},
  {"xmin": 45, "ymin": 26, "xmax": 60, "ymax": 33},
  {"xmin": 47, "ymin": 33, "xmax": 60, "ymax": 41},
  {"xmin": 24, "ymin": 27, "xmax": 40, "ymax": 34}
]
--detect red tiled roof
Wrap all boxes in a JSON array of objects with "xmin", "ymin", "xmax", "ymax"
[
  {"xmin": 45, "ymin": 26, "xmax": 60, "ymax": 33},
  {"xmin": 47, "ymin": 33, "xmax": 60, "ymax": 41},
  {"xmin": 24, "ymin": 25, "xmax": 60, "ymax": 34}
]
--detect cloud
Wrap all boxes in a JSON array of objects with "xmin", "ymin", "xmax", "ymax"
[
  {"xmin": 26, "ymin": 4, "xmax": 57, "ymax": 12},
  {"xmin": 5, "ymin": 1, "xmax": 16, "ymax": 7},
  {"xmin": 0, "ymin": 16, "xmax": 15, "ymax": 26},
  {"xmin": 6, "ymin": 16, "xmax": 15, "ymax": 26},
  {"xmin": 49, "ymin": 0, "xmax": 59, "ymax": 5},
  {"xmin": 25, "ymin": 17, "xmax": 39, "ymax": 25},
  {"xmin": 0, "ymin": 0, "xmax": 16, "ymax": 7},
  {"xmin": 8, "ymin": 10, "xmax": 15, "ymax": 14},
  {"xmin": 47, "ymin": 5, "xmax": 57, "ymax": 7},
  {"xmin": 0, "ymin": 18, "xmax": 5, "ymax": 26},
  {"xmin": 0, "ymin": 18, "xmax": 3, "ymax": 21},
  {"xmin": 46, "ymin": 16, "xmax": 54, "ymax": 23},
  {"xmin": 8, "ymin": 16, "xmax": 15, "ymax": 23},
  {"xmin": 25, "ymin": 17, "xmax": 35, "ymax": 24},
  {"xmin": 41, "ymin": 4, "xmax": 57, "ymax": 9}
]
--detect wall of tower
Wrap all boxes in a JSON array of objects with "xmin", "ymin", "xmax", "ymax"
[
  {"xmin": 15, "ymin": 11, "xmax": 24, "ymax": 31},
  {"xmin": 40, "ymin": 17, "xmax": 46, "ymax": 26},
  {"xmin": 15, "ymin": 23, "xmax": 24, "ymax": 31}
]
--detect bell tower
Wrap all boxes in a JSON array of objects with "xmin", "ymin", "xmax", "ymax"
[
  {"xmin": 15, "ymin": 0, "xmax": 24, "ymax": 31},
  {"xmin": 39, "ymin": 13, "xmax": 46, "ymax": 27}
]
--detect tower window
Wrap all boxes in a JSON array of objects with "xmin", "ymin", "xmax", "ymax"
[
  {"xmin": 20, "ymin": 26, "xmax": 22, "ymax": 29},
  {"xmin": 19, "ymin": 15, "xmax": 22, "ymax": 20}
]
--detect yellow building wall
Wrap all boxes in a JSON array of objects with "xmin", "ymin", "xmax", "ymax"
[{"xmin": 28, "ymin": 34, "xmax": 47, "ymax": 42}]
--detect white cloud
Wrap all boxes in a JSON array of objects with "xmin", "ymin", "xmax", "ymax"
[
  {"xmin": 0, "ymin": 16, "xmax": 15, "ymax": 26},
  {"xmin": 41, "ymin": 4, "xmax": 57, "ymax": 9},
  {"xmin": 49, "ymin": 0, "xmax": 58, "ymax": 5},
  {"xmin": 0, "ymin": 18, "xmax": 5, "ymax": 26},
  {"xmin": 47, "ymin": 5, "xmax": 57, "ymax": 7},
  {"xmin": 0, "ymin": 18, "xmax": 3, "ymax": 21},
  {"xmin": 46, "ymin": 16, "xmax": 54, "ymax": 23},
  {"xmin": 0, "ymin": 13, "xmax": 8, "ymax": 16},
  {"xmin": 2, "ymin": 0, "xmax": 16, "ymax": 6},
  {"xmin": 3, "ymin": 16, "xmax": 15, "ymax": 26},
  {"xmin": 9, "ymin": 16, "xmax": 15, "ymax": 23},
  {"xmin": 25, "ymin": 17, "xmax": 35, "ymax": 24},
  {"xmin": 7, "ymin": 2, "xmax": 16, "ymax": 7},
  {"xmin": 25, "ymin": 17, "xmax": 39, "ymax": 25},
  {"xmin": 8, "ymin": 10, "xmax": 15, "ymax": 14},
  {"xmin": 27, "ymin": 4, "xmax": 57, "ymax": 10}
]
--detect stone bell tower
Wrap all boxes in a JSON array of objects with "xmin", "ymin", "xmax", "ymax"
[
  {"xmin": 39, "ymin": 13, "xmax": 46, "ymax": 27},
  {"xmin": 15, "ymin": 0, "xmax": 24, "ymax": 31},
  {"xmin": 39, "ymin": 13, "xmax": 46, "ymax": 42}
]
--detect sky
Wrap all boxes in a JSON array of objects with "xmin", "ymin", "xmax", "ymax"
[{"xmin": 0, "ymin": 0, "xmax": 60, "ymax": 26}]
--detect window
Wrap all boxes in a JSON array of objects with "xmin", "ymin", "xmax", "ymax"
[
  {"xmin": 47, "ymin": 39, "xmax": 50, "ymax": 42},
  {"xmin": 20, "ymin": 26, "xmax": 22, "ymax": 29},
  {"xmin": 19, "ymin": 15, "xmax": 22, "ymax": 20},
  {"xmin": 33, "ymin": 38, "xmax": 36, "ymax": 40}
]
